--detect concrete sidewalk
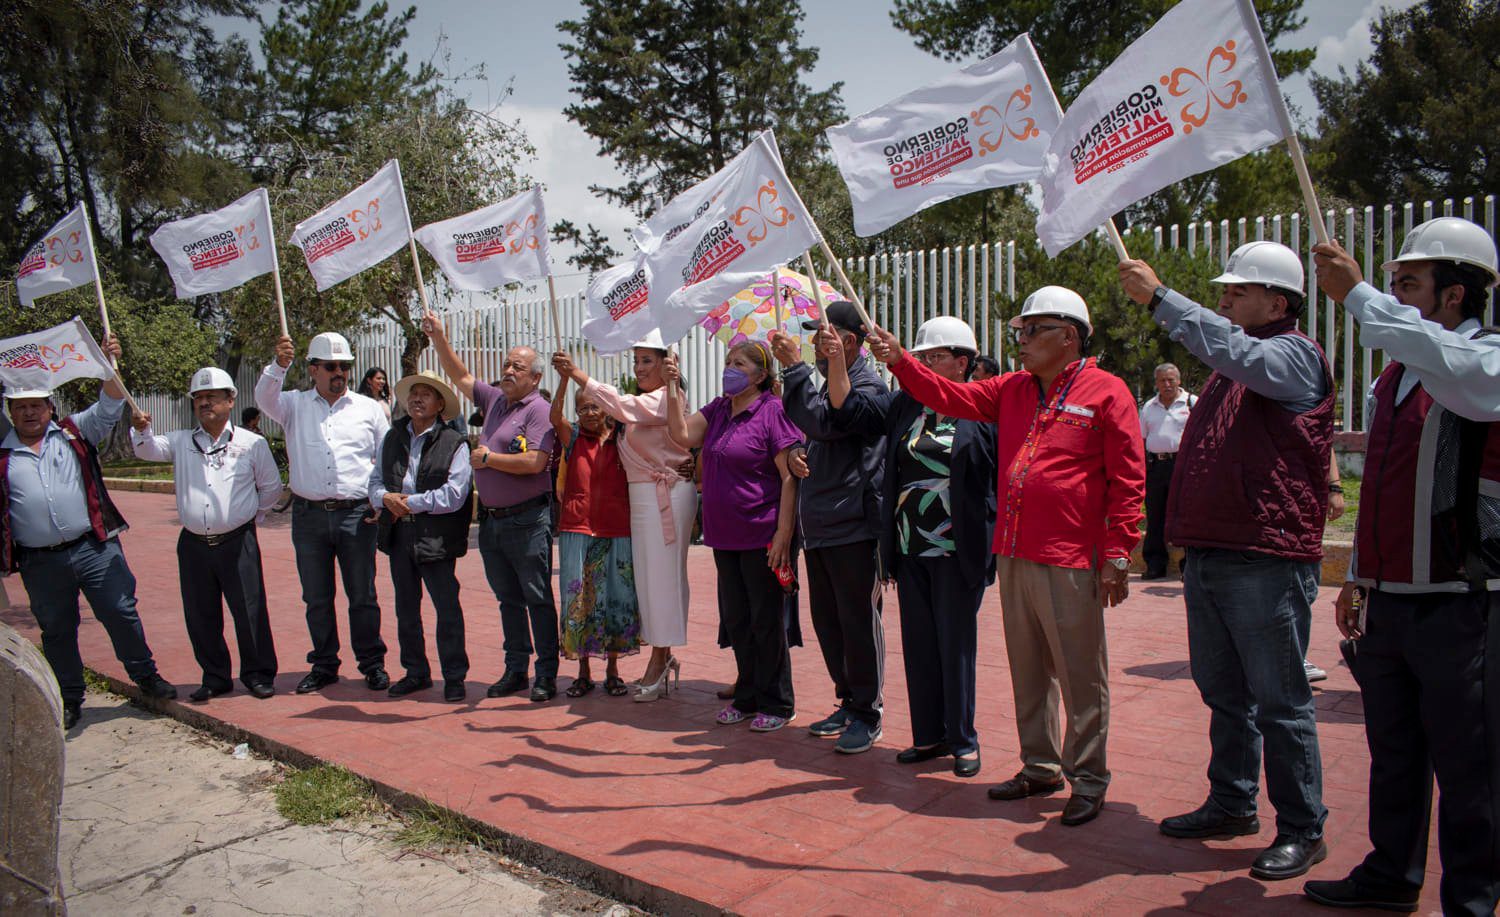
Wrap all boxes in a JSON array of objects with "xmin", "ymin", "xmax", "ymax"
[{"xmin": 4, "ymin": 491, "xmax": 1442, "ymax": 915}]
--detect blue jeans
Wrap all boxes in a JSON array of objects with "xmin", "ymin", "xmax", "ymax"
[
  {"xmin": 19, "ymin": 536, "xmax": 159, "ymax": 703},
  {"xmin": 478, "ymin": 506, "xmax": 558, "ymax": 678},
  {"xmin": 1183, "ymin": 547, "xmax": 1327, "ymax": 837},
  {"xmin": 290, "ymin": 501, "xmax": 385, "ymax": 676}
]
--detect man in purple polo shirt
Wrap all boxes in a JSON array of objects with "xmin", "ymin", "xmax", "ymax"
[{"xmin": 423, "ymin": 309, "xmax": 560, "ymax": 702}]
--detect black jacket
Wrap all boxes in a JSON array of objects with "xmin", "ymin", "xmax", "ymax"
[
  {"xmin": 834, "ymin": 387, "xmax": 998, "ymax": 591},
  {"xmin": 781, "ymin": 359, "xmax": 887, "ymax": 549}
]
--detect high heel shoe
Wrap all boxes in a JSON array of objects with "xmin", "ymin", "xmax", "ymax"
[{"xmin": 633, "ymin": 656, "xmax": 681, "ymax": 703}]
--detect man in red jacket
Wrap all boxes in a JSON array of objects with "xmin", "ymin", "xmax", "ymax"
[{"xmin": 866, "ymin": 286, "xmax": 1144, "ymax": 827}]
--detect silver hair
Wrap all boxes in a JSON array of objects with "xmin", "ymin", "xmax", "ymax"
[{"xmin": 1153, "ymin": 363, "xmax": 1181, "ymax": 377}]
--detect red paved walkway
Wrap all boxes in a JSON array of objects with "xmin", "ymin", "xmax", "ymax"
[{"xmin": 4, "ymin": 492, "xmax": 1442, "ymax": 914}]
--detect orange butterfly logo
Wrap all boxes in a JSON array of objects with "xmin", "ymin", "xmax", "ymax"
[
  {"xmin": 1161, "ymin": 40, "xmax": 1249, "ymax": 133},
  {"xmin": 972, "ymin": 85, "xmax": 1042, "ymax": 155},
  {"xmin": 731, "ymin": 181, "xmax": 794, "ymax": 246}
]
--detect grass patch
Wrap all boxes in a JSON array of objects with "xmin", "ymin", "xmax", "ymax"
[
  {"xmin": 273, "ymin": 765, "xmax": 379, "ymax": 825},
  {"xmin": 82, "ymin": 668, "xmax": 116, "ymax": 694},
  {"xmin": 393, "ymin": 802, "xmax": 491, "ymax": 853}
]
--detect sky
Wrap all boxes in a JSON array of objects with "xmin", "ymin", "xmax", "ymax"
[{"xmin": 233, "ymin": 0, "xmax": 1424, "ymax": 285}]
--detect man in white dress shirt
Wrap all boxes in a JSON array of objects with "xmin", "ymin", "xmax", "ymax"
[
  {"xmin": 256, "ymin": 332, "xmax": 391, "ymax": 694},
  {"xmin": 132, "ymin": 367, "xmax": 282, "ymax": 701},
  {"xmin": 1138, "ymin": 363, "xmax": 1195, "ymax": 580}
]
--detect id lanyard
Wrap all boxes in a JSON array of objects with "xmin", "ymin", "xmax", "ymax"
[{"xmin": 191, "ymin": 424, "xmax": 233, "ymax": 470}]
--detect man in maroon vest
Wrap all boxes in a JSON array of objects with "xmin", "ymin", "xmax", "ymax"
[
  {"xmin": 1120, "ymin": 241, "xmax": 1335, "ymax": 880},
  {"xmin": 1304, "ymin": 218, "xmax": 1499, "ymax": 915}
]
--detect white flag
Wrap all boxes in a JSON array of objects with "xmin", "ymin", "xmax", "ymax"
[
  {"xmin": 413, "ymin": 187, "xmax": 550, "ymax": 291},
  {"xmin": 827, "ymin": 34, "xmax": 1061, "ymax": 237},
  {"xmin": 16, "ymin": 204, "xmax": 97, "ymax": 307},
  {"xmin": 0, "ymin": 318, "xmax": 113, "ymax": 394},
  {"xmin": 581, "ymin": 257, "xmax": 655, "ymax": 353},
  {"xmin": 289, "ymin": 160, "xmax": 411, "ymax": 291},
  {"xmin": 643, "ymin": 132, "xmax": 820, "ymax": 344},
  {"xmin": 149, "ymin": 189, "xmax": 277, "ymax": 299},
  {"xmin": 1036, "ymin": 0, "xmax": 1287, "ymax": 256}
]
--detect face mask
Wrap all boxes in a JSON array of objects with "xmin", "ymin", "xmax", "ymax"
[{"xmin": 722, "ymin": 367, "xmax": 752, "ymax": 395}]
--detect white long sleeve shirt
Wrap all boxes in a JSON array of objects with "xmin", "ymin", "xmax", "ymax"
[
  {"xmin": 1138, "ymin": 389, "xmax": 1196, "ymax": 455},
  {"xmin": 132, "ymin": 423, "xmax": 282, "ymax": 535},
  {"xmin": 254, "ymin": 363, "xmax": 390, "ymax": 500}
]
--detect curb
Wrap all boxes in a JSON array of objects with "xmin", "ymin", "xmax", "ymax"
[{"xmin": 85, "ymin": 670, "xmax": 722, "ymax": 917}]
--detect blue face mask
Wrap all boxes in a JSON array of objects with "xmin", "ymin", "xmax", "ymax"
[{"xmin": 722, "ymin": 367, "xmax": 752, "ymax": 395}]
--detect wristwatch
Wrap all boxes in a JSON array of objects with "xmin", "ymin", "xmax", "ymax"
[
  {"xmin": 1148, "ymin": 286, "xmax": 1170, "ymax": 310},
  {"xmin": 1106, "ymin": 557, "xmax": 1130, "ymax": 572}
]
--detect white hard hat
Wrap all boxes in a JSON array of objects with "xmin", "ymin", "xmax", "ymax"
[
  {"xmin": 306, "ymin": 332, "xmax": 354, "ymax": 363},
  {"xmin": 1009, "ymin": 285, "xmax": 1092, "ymax": 336},
  {"xmin": 187, "ymin": 366, "xmax": 236, "ymax": 397},
  {"xmin": 1381, "ymin": 217, "xmax": 1500, "ymax": 287},
  {"xmin": 632, "ymin": 328, "xmax": 667, "ymax": 350},
  {"xmin": 911, "ymin": 316, "xmax": 978, "ymax": 353},
  {"xmin": 1212, "ymin": 241, "xmax": 1304, "ymax": 295},
  {"xmin": 4, "ymin": 388, "xmax": 52, "ymax": 402}
]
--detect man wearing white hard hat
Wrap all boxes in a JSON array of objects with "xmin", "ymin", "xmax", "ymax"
[
  {"xmin": 256, "ymin": 332, "xmax": 391, "ymax": 695},
  {"xmin": 822, "ymin": 316, "xmax": 998, "ymax": 779},
  {"xmin": 1307, "ymin": 218, "xmax": 1500, "ymax": 914},
  {"xmin": 866, "ymin": 288, "xmax": 1144, "ymax": 827},
  {"xmin": 132, "ymin": 367, "xmax": 282, "ymax": 701},
  {"xmin": 0, "ymin": 334, "xmax": 177, "ymax": 731},
  {"xmin": 1121, "ymin": 241, "xmax": 1334, "ymax": 880},
  {"xmin": 369, "ymin": 371, "xmax": 473, "ymax": 703}
]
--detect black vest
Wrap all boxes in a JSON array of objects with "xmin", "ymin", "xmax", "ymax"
[{"xmin": 376, "ymin": 419, "xmax": 472, "ymax": 563}]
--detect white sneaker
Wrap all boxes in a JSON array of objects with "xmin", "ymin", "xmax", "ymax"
[{"xmin": 1304, "ymin": 660, "xmax": 1327, "ymax": 683}]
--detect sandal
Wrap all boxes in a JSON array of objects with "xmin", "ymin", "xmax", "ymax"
[
  {"xmin": 565, "ymin": 676, "xmax": 595, "ymax": 698},
  {"xmin": 715, "ymin": 704, "xmax": 748, "ymax": 725},
  {"xmin": 604, "ymin": 675, "xmax": 629, "ymax": 696}
]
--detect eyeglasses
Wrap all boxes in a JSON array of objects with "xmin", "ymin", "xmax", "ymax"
[
  {"xmin": 913, "ymin": 349, "xmax": 955, "ymax": 365},
  {"xmin": 312, "ymin": 360, "xmax": 352, "ymax": 372},
  {"xmin": 1011, "ymin": 323, "xmax": 1068, "ymax": 343}
]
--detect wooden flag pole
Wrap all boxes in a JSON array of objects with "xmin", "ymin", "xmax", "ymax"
[
  {"xmin": 1105, "ymin": 218, "xmax": 1131, "ymax": 261},
  {"xmin": 263, "ymin": 191, "xmax": 290, "ymax": 338},
  {"xmin": 769, "ymin": 266, "xmax": 784, "ymax": 335},
  {"xmin": 815, "ymin": 239, "xmax": 877, "ymax": 331},
  {"xmin": 1236, "ymin": 0, "xmax": 1329, "ymax": 244},
  {"xmin": 76, "ymin": 200, "xmax": 115, "ymax": 368},
  {"xmin": 546, "ymin": 274, "xmax": 563, "ymax": 353},
  {"xmin": 802, "ymin": 252, "xmax": 829, "ymax": 340}
]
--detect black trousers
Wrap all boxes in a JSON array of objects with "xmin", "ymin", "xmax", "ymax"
[
  {"xmin": 177, "ymin": 526, "xmax": 277, "ymax": 688},
  {"xmin": 1143, "ymin": 456, "xmax": 1175, "ymax": 575},
  {"xmin": 804, "ymin": 540, "xmax": 884, "ymax": 727},
  {"xmin": 387, "ymin": 522, "xmax": 469, "ymax": 683},
  {"xmin": 1351, "ymin": 589, "xmax": 1500, "ymax": 916},
  {"xmin": 290, "ymin": 501, "xmax": 385, "ymax": 676},
  {"xmin": 714, "ymin": 548, "xmax": 794, "ymax": 718},
  {"xmin": 895, "ymin": 554, "xmax": 982, "ymax": 756}
]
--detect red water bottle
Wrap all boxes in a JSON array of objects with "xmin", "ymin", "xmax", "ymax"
[{"xmin": 771, "ymin": 546, "xmax": 797, "ymax": 594}]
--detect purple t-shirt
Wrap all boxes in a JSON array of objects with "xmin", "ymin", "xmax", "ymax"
[
  {"xmin": 472, "ymin": 382, "xmax": 556, "ymax": 508},
  {"xmin": 700, "ymin": 390, "xmax": 804, "ymax": 550}
]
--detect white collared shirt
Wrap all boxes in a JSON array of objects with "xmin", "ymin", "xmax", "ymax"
[
  {"xmin": 254, "ymin": 363, "xmax": 391, "ymax": 500},
  {"xmin": 1139, "ymin": 388, "xmax": 1196, "ymax": 454},
  {"xmin": 132, "ymin": 423, "xmax": 282, "ymax": 535}
]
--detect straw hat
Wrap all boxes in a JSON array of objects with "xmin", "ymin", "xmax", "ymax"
[{"xmin": 393, "ymin": 370, "xmax": 461, "ymax": 422}]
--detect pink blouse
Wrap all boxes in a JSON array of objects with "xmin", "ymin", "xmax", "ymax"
[{"xmin": 582, "ymin": 378, "xmax": 693, "ymax": 543}]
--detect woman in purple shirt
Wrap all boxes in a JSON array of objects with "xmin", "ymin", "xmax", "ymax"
[{"xmin": 663, "ymin": 341, "xmax": 803, "ymax": 732}]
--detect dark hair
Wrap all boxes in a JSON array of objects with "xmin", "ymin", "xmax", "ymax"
[
  {"xmin": 240, "ymin": 407, "xmax": 260, "ymax": 424},
  {"xmin": 358, "ymin": 367, "xmax": 389, "ymax": 400},
  {"xmin": 1432, "ymin": 261, "xmax": 1492, "ymax": 321},
  {"xmin": 1066, "ymin": 318, "xmax": 1092, "ymax": 356},
  {"xmin": 973, "ymin": 355, "xmax": 1001, "ymax": 379},
  {"xmin": 953, "ymin": 348, "xmax": 978, "ymax": 381},
  {"xmin": 1277, "ymin": 288, "xmax": 1306, "ymax": 318}
]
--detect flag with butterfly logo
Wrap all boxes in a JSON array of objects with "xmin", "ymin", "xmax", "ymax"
[
  {"xmin": 289, "ymin": 160, "xmax": 411, "ymax": 291},
  {"xmin": 15, "ymin": 204, "xmax": 97, "ymax": 306},
  {"xmin": 0, "ymin": 318, "xmax": 114, "ymax": 394},
  {"xmin": 149, "ymin": 189, "xmax": 278, "ymax": 299},
  {"xmin": 1035, "ymin": 0, "xmax": 1288, "ymax": 255},
  {"xmin": 413, "ymin": 186, "xmax": 551, "ymax": 291}
]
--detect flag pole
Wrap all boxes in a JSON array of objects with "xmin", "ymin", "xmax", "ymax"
[
  {"xmin": 72, "ymin": 317, "xmax": 141, "ymax": 415},
  {"xmin": 769, "ymin": 266, "xmax": 784, "ymax": 335},
  {"xmin": 802, "ymin": 251, "xmax": 829, "ymax": 339},
  {"xmin": 262, "ymin": 190, "xmax": 290, "ymax": 338},
  {"xmin": 76, "ymin": 200, "xmax": 116, "ymax": 368},
  {"xmin": 546, "ymin": 274, "xmax": 563, "ymax": 353},
  {"xmin": 1236, "ymin": 0, "xmax": 1329, "ymax": 244},
  {"xmin": 814, "ymin": 240, "xmax": 878, "ymax": 331},
  {"xmin": 392, "ymin": 160, "xmax": 435, "ymax": 320},
  {"xmin": 1105, "ymin": 217, "xmax": 1131, "ymax": 261}
]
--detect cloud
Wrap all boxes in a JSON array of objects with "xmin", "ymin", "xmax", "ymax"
[{"xmin": 1309, "ymin": 0, "xmax": 1424, "ymax": 78}]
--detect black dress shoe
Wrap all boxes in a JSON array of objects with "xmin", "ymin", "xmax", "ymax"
[
  {"xmin": 1142, "ymin": 569, "xmax": 1168, "ymax": 581},
  {"xmin": 1303, "ymin": 876, "xmax": 1419, "ymax": 912},
  {"xmin": 988, "ymin": 772, "xmax": 1066, "ymax": 800},
  {"xmin": 443, "ymin": 680, "xmax": 466, "ymax": 703},
  {"xmin": 136, "ymin": 673, "xmax": 178, "ymax": 700},
  {"xmin": 1160, "ymin": 800, "xmax": 1261, "ymax": 838},
  {"xmin": 189, "ymin": 683, "xmax": 233, "ymax": 702},
  {"xmin": 896, "ymin": 743, "xmax": 951, "ymax": 764},
  {"xmin": 1060, "ymin": 792, "xmax": 1105, "ymax": 826},
  {"xmin": 247, "ymin": 682, "xmax": 276, "ymax": 700},
  {"xmin": 62, "ymin": 702, "xmax": 81, "ymax": 730},
  {"xmin": 487, "ymin": 671, "xmax": 529, "ymax": 697},
  {"xmin": 364, "ymin": 668, "xmax": 391, "ymax": 691},
  {"xmin": 1251, "ymin": 835, "xmax": 1327, "ymax": 880},
  {"xmin": 295, "ymin": 671, "xmax": 339, "ymax": 694},
  {"xmin": 387, "ymin": 675, "xmax": 432, "ymax": 697},
  {"xmin": 530, "ymin": 676, "xmax": 557, "ymax": 702},
  {"xmin": 953, "ymin": 753, "xmax": 982, "ymax": 778}
]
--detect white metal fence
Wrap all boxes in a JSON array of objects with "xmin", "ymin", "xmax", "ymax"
[{"xmin": 136, "ymin": 192, "xmax": 1495, "ymax": 436}]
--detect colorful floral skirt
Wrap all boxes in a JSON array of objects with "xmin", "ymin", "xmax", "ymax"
[{"xmin": 559, "ymin": 531, "xmax": 641, "ymax": 659}]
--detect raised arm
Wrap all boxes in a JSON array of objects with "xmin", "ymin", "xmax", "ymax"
[
  {"xmin": 421, "ymin": 308, "xmax": 476, "ymax": 400},
  {"xmin": 129, "ymin": 413, "xmax": 173, "ymax": 462},
  {"xmin": 662, "ymin": 352, "xmax": 707, "ymax": 449},
  {"xmin": 254, "ymin": 335, "xmax": 297, "ymax": 424},
  {"xmin": 549, "ymin": 373, "xmax": 574, "ymax": 450},
  {"xmin": 870, "ymin": 325, "xmax": 1002, "ymax": 423}
]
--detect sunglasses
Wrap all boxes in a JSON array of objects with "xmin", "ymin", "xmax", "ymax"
[
  {"xmin": 1011, "ymin": 323, "xmax": 1068, "ymax": 343},
  {"xmin": 312, "ymin": 361, "xmax": 352, "ymax": 372}
]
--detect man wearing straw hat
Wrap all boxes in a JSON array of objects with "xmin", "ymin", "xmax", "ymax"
[
  {"xmin": 0, "ymin": 334, "xmax": 177, "ymax": 730},
  {"xmin": 130, "ymin": 366, "xmax": 282, "ymax": 702},
  {"xmin": 369, "ymin": 370, "xmax": 474, "ymax": 702}
]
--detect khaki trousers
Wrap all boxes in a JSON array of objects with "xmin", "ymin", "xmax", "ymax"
[{"xmin": 995, "ymin": 556, "xmax": 1110, "ymax": 796}]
